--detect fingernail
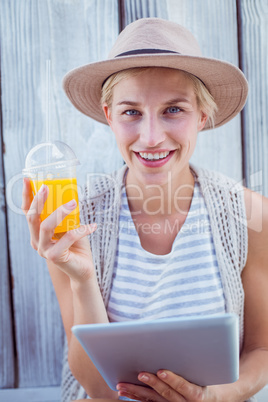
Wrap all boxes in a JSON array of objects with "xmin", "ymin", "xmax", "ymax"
[
  {"xmin": 39, "ymin": 184, "xmax": 47, "ymax": 194},
  {"xmin": 65, "ymin": 199, "xmax": 77, "ymax": 209},
  {"xmin": 139, "ymin": 374, "xmax": 149, "ymax": 382},
  {"xmin": 116, "ymin": 386, "xmax": 127, "ymax": 391},
  {"xmin": 159, "ymin": 371, "xmax": 167, "ymax": 379}
]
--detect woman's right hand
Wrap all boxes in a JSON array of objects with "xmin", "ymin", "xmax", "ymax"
[{"xmin": 21, "ymin": 178, "xmax": 97, "ymax": 284}]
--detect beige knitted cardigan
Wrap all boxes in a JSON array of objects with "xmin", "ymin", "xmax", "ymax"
[{"xmin": 61, "ymin": 165, "xmax": 255, "ymax": 402}]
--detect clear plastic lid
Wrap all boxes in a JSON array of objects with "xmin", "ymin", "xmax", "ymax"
[{"xmin": 23, "ymin": 140, "xmax": 80, "ymax": 175}]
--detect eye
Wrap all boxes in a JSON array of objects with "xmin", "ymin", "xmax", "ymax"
[
  {"xmin": 166, "ymin": 106, "xmax": 181, "ymax": 114},
  {"xmin": 125, "ymin": 109, "xmax": 140, "ymax": 116}
]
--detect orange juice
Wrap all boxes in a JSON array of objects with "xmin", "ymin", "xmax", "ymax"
[{"xmin": 30, "ymin": 177, "xmax": 80, "ymax": 233}]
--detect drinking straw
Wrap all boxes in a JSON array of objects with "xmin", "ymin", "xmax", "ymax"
[{"xmin": 46, "ymin": 59, "xmax": 51, "ymax": 164}]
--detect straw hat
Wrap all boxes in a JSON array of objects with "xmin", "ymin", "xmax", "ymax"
[{"xmin": 63, "ymin": 17, "xmax": 248, "ymax": 130}]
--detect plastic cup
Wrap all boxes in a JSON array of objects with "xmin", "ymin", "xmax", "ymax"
[{"xmin": 23, "ymin": 141, "xmax": 80, "ymax": 235}]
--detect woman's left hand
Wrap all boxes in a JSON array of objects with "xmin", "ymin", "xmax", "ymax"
[{"xmin": 117, "ymin": 370, "xmax": 216, "ymax": 401}]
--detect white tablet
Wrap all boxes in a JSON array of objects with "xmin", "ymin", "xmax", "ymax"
[{"xmin": 72, "ymin": 313, "xmax": 239, "ymax": 391}]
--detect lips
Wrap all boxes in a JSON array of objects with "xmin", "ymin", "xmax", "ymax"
[{"xmin": 135, "ymin": 150, "xmax": 175, "ymax": 167}]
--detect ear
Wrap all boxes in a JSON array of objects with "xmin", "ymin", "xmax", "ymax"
[
  {"xmin": 102, "ymin": 104, "xmax": 113, "ymax": 127},
  {"xmin": 197, "ymin": 112, "xmax": 208, "ymax": 131}
]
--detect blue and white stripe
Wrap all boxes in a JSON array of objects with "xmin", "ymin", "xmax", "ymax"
[{"xmin": 107, "ymin": 181, "xmax": 226, "ymax": 322}]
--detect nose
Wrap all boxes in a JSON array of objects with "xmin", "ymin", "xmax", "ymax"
[{"xmin": 139, "ymin": 115, "xmax": 166, "ymax": 147}]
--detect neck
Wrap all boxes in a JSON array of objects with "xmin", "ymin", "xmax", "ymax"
[{"xmin": 125, "ymin": 165, "xmax": 195, "ymax": 217}]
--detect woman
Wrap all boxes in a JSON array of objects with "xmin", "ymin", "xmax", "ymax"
[{"xmin": 22, "ymin": 18, "xmax": 268, "ymax": 402}]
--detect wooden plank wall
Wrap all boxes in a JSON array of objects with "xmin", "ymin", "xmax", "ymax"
[
  {"xmin": 239, "ymin": 0, "xmax": 268, "ymax": 195},
  {"xmin": 0, "ymin": 0, "xmax": 267, "ymax": 396},
  {"xmin": 0, "ymin": 89, "xmax": 15, "ymax": 388},
  {"xmin": 0, "ymin": 0, "xmax": 121, "ymax": 390}
]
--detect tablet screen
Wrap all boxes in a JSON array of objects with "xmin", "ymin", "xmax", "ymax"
[{"xmin": 72, "ymin": 313, "xmax": 239, "ymax": 391}]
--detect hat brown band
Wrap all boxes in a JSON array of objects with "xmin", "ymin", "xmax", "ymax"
[
  {"xmin": 116, "ymin": 48, "xmax": 179, "ymax": 57},
  {"xmin": 101, "ymin": 50, "xmax": 179, "ymax": 87},
  {"xmin": 112, "ymin": 48, "xmax": 207, "ymax": 89}
]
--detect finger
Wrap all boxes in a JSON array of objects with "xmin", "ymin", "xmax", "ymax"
[
  {"xmin": 38, "ymin": 199, "xmax": 79, "ymax": 250},
  {"xmin": 27, "ymin": 183, "xmax": 48, "ymax": 218},
  {"xmin": 26, "ymin": 184, "xmax": 48, "ymax": 249},
  {"xmin": 117, "ymin": 381, "xmax": 167, "ymax": 402},
  {"xmin": 21, "ymin": 178, "xmax": 34, "ymax": 215},
  {"xmin": 156, "ymin": 370, "xmax": 204, "ymax": 401},
  {"xmin": 137, "ymin": 372, "xmax": 186, "ymax": 401},
  {"xmin": 42, "ymin": 224, "xmax": 97, "ymax": 264}
]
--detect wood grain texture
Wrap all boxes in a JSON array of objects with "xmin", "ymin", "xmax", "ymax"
[
  {"xmin": 0, "ymin": 0, "xmax": 121, "ymax": 388},
  {"xmin": 239, "ymin": 0, "xmax": 268, "ymax": 196},
  {"xmin": 123, "ymin": 0, "xmax": 168, "ymax": 24},
  {"xmin": 0, "ymin": 108, "xmax": 15, "ymax": 388},
  {"xmin": 0, "ymin": 385, "xmax": 60, "ymax": 401}
]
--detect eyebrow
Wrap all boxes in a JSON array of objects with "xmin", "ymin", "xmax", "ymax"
[
  {"xmin": 164, "ymin": 97, "xmax": 191, "ymax": 105},
  {"xmin": 116, "ymin": 100, "xmax": 140, "ymax": 106},
  {"xmin": 116, "ymin": 97, "xmax": 191, "ymax": 107}
]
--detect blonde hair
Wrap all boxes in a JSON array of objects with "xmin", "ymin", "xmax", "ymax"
[{"xmin": 101, "ymin": 67, "xmax": 218, "ymax": 128}]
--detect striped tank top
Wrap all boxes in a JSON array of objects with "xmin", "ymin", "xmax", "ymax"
[{"xmin": 107, "ymin": 180, "xmax": 226, "ymax": 322}]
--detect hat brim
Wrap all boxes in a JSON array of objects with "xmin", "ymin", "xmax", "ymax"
[{"xmin": 63, "ymin": 54, "xmax": 248, "ymax": 130}]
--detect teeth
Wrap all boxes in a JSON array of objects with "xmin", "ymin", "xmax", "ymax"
[{"xmin": 139, "ymin": 151, "xmax": 170, "ymax": 160}]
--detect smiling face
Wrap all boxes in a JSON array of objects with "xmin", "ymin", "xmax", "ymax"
[{"xmin": 103, "ymin": 68, "xmax": 207, "ymax": 189}]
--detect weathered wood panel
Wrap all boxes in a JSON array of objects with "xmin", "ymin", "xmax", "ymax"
[
  {"xmin": 123, "ymin": 0, "xmax": 243, "ymax": 182},
  {"xmin": 239, "ymin": 0, "xmax": 268, "ymax": 196},
  {"xmin": 0, "ymin": 386, "xmax": 60, "ymax": 402},
  {"xmin": 0, "ymin": 0, "xmax": 121, "ymax": 388},
  {"xmin": 123, "ymin": 0, "xmax": 168, "ymax": 22},
  {"xmin": 0, "ymin": 104, "xmax": 15, "ymax": 387}
]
